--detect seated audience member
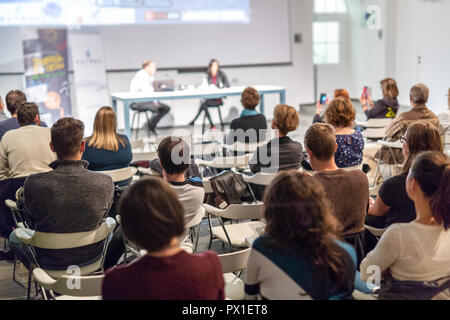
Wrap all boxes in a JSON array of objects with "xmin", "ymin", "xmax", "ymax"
[
  {"xmin": 250, "ymin": 104, "xmax": 302, "ymax": 173},
  {"xmin": 438, "ymin": 88, "xmax": 450, "ymax": 138},
  {"xmin": 245, "ymin": 171, "xmax": 356, "ymax": 300},
  {"xmin": 364, "ymin": 84, "xmax": 440, "ymax": 183},
  {"xmin": 366, "ymin": 121, "xmax": 443, "ymax": 228},
  {"xmin": 0, "ymin": 95, "xmax": 8, "ymax": 122},
  {"xmin": 305, "ymin": 123, "xmax": 369, "ymax": 263},
  {"xmin": 324, "ymin": 98, "xmax": 364, "ymax": 168},
  {"xmin": 82, "ymin": 106, "xmax": 132, "ymax": 173},
  {"xmin": 9, "ymin": 118, "xmax": 114, "ymax": 270},
  {"xmin": 0, "ymin": 102, "xmax": 56, "ymax": 180},
  {"xmin": 0, "ymin": 90, "xmax": 27, "ymax": 140},
  {"xmin": 102, "ymin": 177, "xmax": 224, "ymax": 300},
  {"xmin": 226, "ymin": 86, "xmax": 267, "ymax": 144},
  {"xmin": 314, "ymin": 89, "xmax": 350, "ymax": 124},
  {"xmin": 360, "ymin": 151, "xmax": 450, "ymax": 300},
  {"xmin": 360, "ymin": 78, "xmax": 400, "ymax": 119},
  {"xmin": 157, "ymin": 136, "xmax": 205, "ymax": 224}
]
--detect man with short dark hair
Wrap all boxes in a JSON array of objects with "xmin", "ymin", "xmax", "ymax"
[
  {"xmin": 305, "ymin": 123, "xmax": 369, "ymax": 264},
  {"xmin": 157, "ymin": 136, "xmax": 204, "ymax": 225},
  {"xmin": 0, "ymin": 103, "xmax": 56, "ymax": 180},
  {"xmin": 9, "ymin": 117, "xmax": 114, "ymax": 270},
  {"xmin": 0, "ymin": 90, "xmax": 47, "ymax": 141}
]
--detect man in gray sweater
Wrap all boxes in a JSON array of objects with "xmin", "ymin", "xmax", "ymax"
[{"xmin": 9, "ymin": 118, "xmax": 114, "ymax": 270}]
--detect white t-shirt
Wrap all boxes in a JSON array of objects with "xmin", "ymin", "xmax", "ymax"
[
  {"xmin": 360, "ymin": 222, "xmax": 450, "ymax": 299},
  {"xmin": 130, "ymin": 69, "xmax": 154, "ymax": 93}
]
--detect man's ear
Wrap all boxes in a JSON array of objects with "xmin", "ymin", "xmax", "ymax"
[
  {"xmin": 306, "ymin": 147, "xmax": 313, "ymax": 159},
  {"xmin": 80, "ymin": 140, "xmax": 86, "ymax": 153},
  {"xmin": 49, "ymin": 142, "xmax": 56, "ymax": 153},
  {"xmin": 335, "ymin": 143, "xmax": 338, "ymax": 153}
]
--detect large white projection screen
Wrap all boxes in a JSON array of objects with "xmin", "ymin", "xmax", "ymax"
[{"xmin": 0, "ymin": 0, "xmax": 291, "ymax": 72}]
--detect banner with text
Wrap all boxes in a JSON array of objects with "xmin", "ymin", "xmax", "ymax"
[
  {"xmin": 21, "ymin": 28, "xmax": 71, "ymax": 126},
  {"xmin": 70, "ymin": 33, "xmax": 109, "ymax": 137}
]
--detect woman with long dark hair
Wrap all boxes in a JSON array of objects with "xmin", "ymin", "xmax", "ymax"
[
  {"xmin": 361, "ymin": 151, "xmax": 450, "ymax": 300},
  {"xmin": 366, "ymin": 120, "xmax": 443, "ymax": 228},
  {"xmin": 189, "ymin": 59, "xmax": 230, "ymax": 129},
  {"xmin": 244, "ymin": 171, "xmax": 356, "ymax": 300}
]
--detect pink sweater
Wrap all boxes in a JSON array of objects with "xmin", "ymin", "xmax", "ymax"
[{"xmin": 102, "ymin": 250, "xmax": 224, "ymax": 300}]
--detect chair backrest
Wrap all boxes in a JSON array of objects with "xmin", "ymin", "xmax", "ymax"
[
  {"xmin": 185, "ymin": 207, "xmax": 206, "ymax": 228},
  {"xmin": 203, "ymin": 203, "xmax": 264, "ymax": 220},
  {"xmin": 377, "ymin": 140, "xmax": 403, "ymax": 149},
  {"xmin": 196, "ymin": 154, "xmax": 251, "ymax": 169},
  {"xmin": 132, "ymin": 151, "xmax": 158, "ymax": 162},
  {"xmin": 363, "ymin": 127, "xmax": 387, "ymax": 140},
  {"xmin": 32, "ymin": 268, "xmax": 104, "ymax": 297},
  {"xmin": 98, "ymin": 167, "xmax": 137, "ymax": 183},
  {"xmin": 226, "ymin": 140, "xmax": 268, "ymax": 154},
  {"xmin": 219, "ymin": 248, "xmax": 251, "ymax": 274},
  {"xmin": 15, "ymin": 217, "xmax": 116, "ymax": 250},
  {"xmin": 365, "ymin": 224, "xmax": 387, "ymax": 237},
  {"xmin": 366, "ymin": 118, "xmax": 394, "ymax": 128},
  {"xmin": 243, "ymin": 173, "xmax": 276, "ymax": 186}
]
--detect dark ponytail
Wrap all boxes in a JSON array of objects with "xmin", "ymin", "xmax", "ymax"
[{"xmin": 410, "ymin": 151, "xmax": 450, "ymax": 229}]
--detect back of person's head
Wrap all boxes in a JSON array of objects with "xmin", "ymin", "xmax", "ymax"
[
  {"xmin": 304, "ymin": 123, "xmax": 336, "ymax": 161},
  {"xmin": 51, "ymin": 118, "xmax": 85, "ymax": 160},
  {"xmin": 408, "ymin": 151, "xmax": 450, "ymax": 229},
  {"xmin": 6, "ymin": 90, "xmax": 27, "ymax": 116},
  {"xmin": 241, "ymin": 87, "xmax": 260, "ymax": 110},
  {"xmin": 88, "ymin": 106, "xmax": 125, "ymax": 152},
  {"xmin": 263, "ymin": 170, "xmax": 350, "ymax": 289},
  {"xmin": 325, "ymin": 97, "xmax": 356, "ymax": 128},
  {"xmin": 119, "ymin": 177, "xmax": 185, "ymax": 252},
  {"xmin": 410, "ymin": 84, "xmax": 429, "ymax": 104},
  {"xmin": 400, "ymin": 120, "xmax": 443, "ymax": 174},
  {"xmin": 380, "ymin": 78, "xmax": 399, "ymax": 100},
  {"xmin": 157, "ymin": 136, "xmax": 190, "ymax": 175},
  {"xmin": 272, "ymin": 104, "xmax": 299, "ymax": 136},
  {"xmin": 17, "ymin": 102, "xmax": 39, "ymax": 126},
  {"xmin": 334, "ymin": 89, "xmax": 350, "ymax": 99}
]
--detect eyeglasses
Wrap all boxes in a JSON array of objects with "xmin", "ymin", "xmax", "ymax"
[{"xmin": 400, "ymin": 136, "xmax": 407, "ymax": 144}]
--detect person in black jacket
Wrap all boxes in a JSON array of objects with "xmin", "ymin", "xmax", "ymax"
[
  {"xmin": 225, "ymin": 86, "xmax": 267, "ymax": 144},
  {"xmin": 189, "ymin": 59, "xmax": 230, "ymax": 128},
  {"xmin": 360, "ymin": 78, "xmax": 400, "ymax": 119}
]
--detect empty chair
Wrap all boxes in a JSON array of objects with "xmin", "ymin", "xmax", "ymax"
[{"xmin": 98, "ymin": 166, "xmax": 138, "ymax": 184}]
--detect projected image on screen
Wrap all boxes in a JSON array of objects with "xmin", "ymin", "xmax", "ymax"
[{"xmin": 0, "ymin": 0, "xmax": 250, "ymax": 26}]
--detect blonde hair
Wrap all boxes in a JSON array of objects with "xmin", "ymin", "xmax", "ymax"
[{"xmin": 87, "ymin": 106, "xmax": 125, "ymax": 152}]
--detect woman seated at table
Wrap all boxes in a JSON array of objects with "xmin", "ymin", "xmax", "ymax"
[
  {"xmin": 102, "ymin": 177, "xmax": 224, "ymax": 300},
  {"xmin": 225, "ymin": 86, "xmax": 268, "ymax": 144},
  {"xmin": 360, "ymin": 78, "xmax": 399, "ymax": 120},
  {"xmin": 250, "ymin": 104, "xmax": 303, "ymax": 173},
  {"xmin": 324, "ymin": 98, "xmax": 364, "ymax": 169},
  {"xmin": 188, "ymin": 59, "xmax": 230, "ymax": 129},
  {"xmin": 83, "ymin": 107, "xmax": 132, "ymax": 182},
  {"xmin": 366, "ymin": 121, "xmax": 443, "ymax": 228}
]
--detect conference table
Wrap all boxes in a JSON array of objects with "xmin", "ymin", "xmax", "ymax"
[{"xmin": 111, "ymin": 85, "xmax": 286, "ymax": 138}]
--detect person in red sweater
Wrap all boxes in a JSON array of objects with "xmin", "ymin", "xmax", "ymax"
[{"xmin": 102, "ymin": 177, "xmax": 224, "ymax": 300}]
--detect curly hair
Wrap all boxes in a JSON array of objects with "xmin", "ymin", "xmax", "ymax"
[
  {"xmin": 241, "ymin": 87, "xmax": 260, "ymax": 110},
  {"xmin": 325, "ymin": 97, "xmax": 356, "ymax": 128},
  {"xmin": 272, "ymin": 104, "xmax": 299, "ymax": 136}
]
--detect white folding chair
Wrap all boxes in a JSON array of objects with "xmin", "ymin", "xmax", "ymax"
[
  {"xmin": 203, "ymin": 203, "xmax": 265, "ymax": 249},
  {"xmin": 363, "ymin": 127, "xmax": 388, "ymax": 140},
  {"xmin": 365, "ymin": 224, "xmax": 388, "ymax": 238},
  {"xmin": 32, "ymin": 268, "xmax": 103, "ymax": 300},
  {"xmin": 358, "ymin": 118, "xmax": 394, "ymax": 129},
  {"xmin": 195, "ymin": 154, "xmax": 251, "ymax": 171},
  {"xmin": 370, "ymin": 140, "xmax": 404, "ymax": 187},
  {"xmin": 132, "ymin": 151, "xmax": 158, "ymax": 162},
  {"xmin": 222, "ymin": 140, "xmax": 268, "ymax": 154},
  {"xmin": 13, "ymin": 217, "xmax": 116, "ymax": 300},
  {"xmin": 97, "ymin": 167, "xmax": 138, "ymax": 184},
  {"xmin": 219, "ymin": 248, "xmax": 251, "ymax": 300},
  {"xmin": 181, "ymin": 207, "xmax": 206, "ymax": 253},
  {"xmin": 242, "ymin": 172, "xmax": 276, "ymax": 186}
]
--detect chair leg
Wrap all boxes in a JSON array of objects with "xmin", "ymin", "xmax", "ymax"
[
  {"xmin": 131, "ymin": 112, "xmax": 137, "ymax": 139},
  {"xmin": 136, "ymin": 112, "xmax": 141, "ymax": 140},
  {"xmin": 207, "ymin": 214, "xmax": 214, "ymax": 250},
  {"xmin": 194, "ymin": 223, "xmax": 201, "ymax": 253},
  {"xmin": 26, "ymin": 267, "xmax": 32, "ymax": 300},
  {"xmin": 202, "ymin": 110, "xmax": 207, "ymax": 135},
  {"xmin": 145, "ymin": 112, "xmax": 151, "ymax": 138},
  {"xmin": 217, "ymin": 106, "xmax": 224, "ymax": 131}
]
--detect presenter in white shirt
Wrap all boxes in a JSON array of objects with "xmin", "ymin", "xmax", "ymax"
[{"xmin": 129, "ymin": 60, "xmax": 170, "ymax": 136}]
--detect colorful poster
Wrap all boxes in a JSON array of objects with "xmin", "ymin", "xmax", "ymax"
[{"xmin": 21, "ymin": 28, "xmax": 71, "ymax": 126}]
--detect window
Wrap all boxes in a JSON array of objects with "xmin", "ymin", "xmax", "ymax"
[
  {"xmin": 314, "ymin": 0, "xmax": 347, "ymax": 14},
  {"xmin": 313, "ymin": 22, "xmax": 340, "ymax": 64}
]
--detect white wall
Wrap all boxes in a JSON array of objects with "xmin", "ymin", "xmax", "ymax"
[{"xmin": 0, "ymin": 0, "xmax": 314, "ymax": 128}]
